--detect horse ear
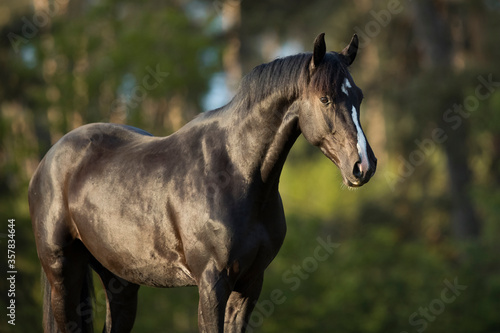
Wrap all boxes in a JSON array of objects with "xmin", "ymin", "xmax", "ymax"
[
  {"xmin": 340, "ymin": 34, "xmax": 358, "ymax": 66},
  {"xmin": 312, "ymin": 33, "xmax": 326, "ymax": 69}
]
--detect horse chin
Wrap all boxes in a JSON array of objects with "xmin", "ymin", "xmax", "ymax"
[
  {"xmin": 342, "ymin": 169, "xmax": 373, "ymax": 188},
  {"xmin": 343, "ymin": 177, "xmax": 364, "ymax": 188}
]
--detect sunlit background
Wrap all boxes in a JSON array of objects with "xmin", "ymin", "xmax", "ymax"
[{"xmin": 1, "ymin": 0, "xmax": 500, "ymax": 332}]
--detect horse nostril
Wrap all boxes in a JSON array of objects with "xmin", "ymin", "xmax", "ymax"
[{"xmin": 353, "ymin": 162, "xmax": 363, "ymax": 179}]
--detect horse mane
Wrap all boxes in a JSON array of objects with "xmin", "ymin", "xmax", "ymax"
[
  {"xmin": 235, "ymin": 53, "xmax": 312, "ymax": 106},
  {"xmin": 205, "ymin": 51, "xmax": 349, "ymax": 117},
  {"xmin": 203, "ymin": 53, "xmax": 311, "ymax": 117}
]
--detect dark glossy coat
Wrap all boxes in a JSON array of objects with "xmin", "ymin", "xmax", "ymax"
[{"xmin": 29, "ymin": 33, "xmax": 376, "ymax": 333}]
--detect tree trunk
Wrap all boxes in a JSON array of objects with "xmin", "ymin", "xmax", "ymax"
[
  {"xmin": 222, "ymin": 0, "xmax": 242, "ymax": 94},
  {"xmin": 412, "ymin": 0, "xmax": 480, "ymax": 239}
]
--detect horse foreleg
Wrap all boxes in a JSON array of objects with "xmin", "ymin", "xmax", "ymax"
[
  {"xmin": 197, "ymin": 267, "xmax": 232, "ymax": 333},
  {"xmin": 224, "ymin": 275, "xmax": 264, "ymax": 333}
]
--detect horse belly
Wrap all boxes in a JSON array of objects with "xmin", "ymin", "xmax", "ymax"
[
  {"xmin": 107, "ymin": 257, "xmax": 196, "ymax": 288},
  {"xmin": 83, "ymin": 224, "xmax": 196, "ymax": 287},
  {"xmin": 71, "ymin": 196, "xmax": 196, "ymax": 288}
]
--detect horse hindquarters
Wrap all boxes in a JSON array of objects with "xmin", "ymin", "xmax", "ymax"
[{"xmin": 29, "ymin": 150, "xmax": 95, "ymax": 332}]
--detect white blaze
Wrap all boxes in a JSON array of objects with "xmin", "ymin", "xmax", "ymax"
[
  {"xmin": 351, "ymin": 105, "xmax": 370, "ymax": 171},
  {"xmin": 342, "ymin": 77, "xmax": 370, "ymax": 173},
  {"xmin": 341, "ymin": 78, "xmax": 351, "ymax": 95}
]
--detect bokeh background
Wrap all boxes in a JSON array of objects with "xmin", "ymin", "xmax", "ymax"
[{"xmin": 1, "ymin": 0, "xmax": 500, "ymax": 332}]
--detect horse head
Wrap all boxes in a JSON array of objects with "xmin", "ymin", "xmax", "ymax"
[{"xmin": 299, "ymin": 33, "xmax": 377, "ymax": 187}]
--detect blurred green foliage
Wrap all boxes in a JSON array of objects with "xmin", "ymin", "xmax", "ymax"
[{"xmin": 1, "ymin": 0, "xmax": 500, "ymax": 332}]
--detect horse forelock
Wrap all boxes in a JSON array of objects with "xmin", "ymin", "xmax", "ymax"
[{"xmin": 310, "ymin": 52, "xmax": 350, "ymax": 99}]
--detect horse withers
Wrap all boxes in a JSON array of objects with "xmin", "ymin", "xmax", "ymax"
[{"xmin": 29, "ymin": 33, "xmax": 376, "ymax": 332}]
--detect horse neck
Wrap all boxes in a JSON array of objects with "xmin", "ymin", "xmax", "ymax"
[
  {"xmin": 225, "ymin": 93, "xmax": 302, "ymax": 189},
  {"xmin": 204, "ymin": 54, "xmax": 311, "ymax": 194}
]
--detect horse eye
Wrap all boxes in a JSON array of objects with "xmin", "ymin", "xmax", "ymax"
[{"xmin": 320, "ymin": 96, "xmax": 330, "ymax": 105}]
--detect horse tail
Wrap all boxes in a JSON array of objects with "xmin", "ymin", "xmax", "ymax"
[
  {"xmin": 42, "ymin": 263, "xmax": 95, "ymax": 333},
  {"xmin": 42, "ymin": 269, "xmax": 57, "ymax": 333}
]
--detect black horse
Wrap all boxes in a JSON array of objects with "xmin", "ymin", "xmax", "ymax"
[{"xmin": 29, "ymin": 33, "xmax": 376, "ymax": 333}]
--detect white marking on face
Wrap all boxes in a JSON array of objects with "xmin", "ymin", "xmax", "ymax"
[
  {"xmin": 351, "ymin": 105, "xmax": 370, "ymax": 172},
  {"xmin": 341, "ymin": 78, "xmax": 352, "ymax": 96}
]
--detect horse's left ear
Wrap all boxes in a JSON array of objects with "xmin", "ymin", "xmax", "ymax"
[
  {"xmin": 311, "ymin": 33, "xmax": 326, "ymax": 69},
  {"xmin": 340, "ymin": 34, "xmax": 358, "ymax": 66}
]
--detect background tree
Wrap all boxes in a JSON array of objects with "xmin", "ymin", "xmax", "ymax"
[{"xmin": 1, "ymin": 0, "xmax": 500, "ymax": 332}]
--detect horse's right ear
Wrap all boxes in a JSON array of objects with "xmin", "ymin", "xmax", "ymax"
[{"xmin": 311, "ymin": 33, "xmax": 326, "ymax": 69}]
